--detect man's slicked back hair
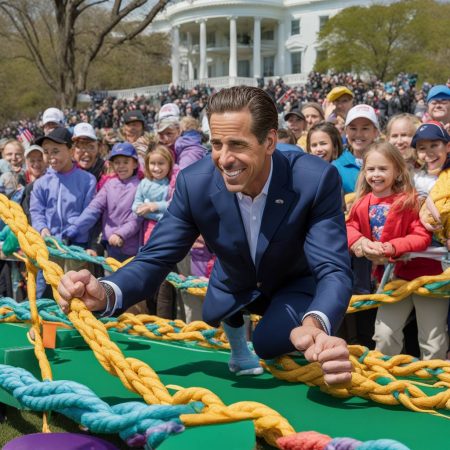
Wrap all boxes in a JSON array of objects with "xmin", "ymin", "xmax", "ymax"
[{"xmin": 206, "ymin": 86, "xmax": 278, "ymax": 144}]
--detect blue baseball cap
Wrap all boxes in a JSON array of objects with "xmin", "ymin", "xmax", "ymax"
[
  {"xmin": 426, "ymin": 85, "xmax": 450, "ymax": 103},
  {"xmin": 411, "ymin": 121, "xmax": 450, "ymax": 148},
  {"xmin": 108, "ymin": 142, "xmax": 138, "ymax": 160}
]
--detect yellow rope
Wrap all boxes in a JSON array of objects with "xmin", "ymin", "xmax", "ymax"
[
  {"xmin": 0, "ymin": 193, "xmax": 449, "ymax": 448},
  {"xmin": 0, "ymin": 194, "xmax": 285, "ymax": 445}
]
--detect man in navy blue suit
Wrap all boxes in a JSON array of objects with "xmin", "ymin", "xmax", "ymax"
[{"xmin": 58, "ymin": 86, "xmax": 353, "ymax": 385}]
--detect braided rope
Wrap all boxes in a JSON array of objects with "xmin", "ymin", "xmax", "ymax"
[
  {"xmin": 0, "ymin": 194, "xmax": 448, "ymax": 449},
  {"xmin": 0, "ymin": 194, "xmax": 284, "ymax": 446},
  {"xmin": 0, "ymin": 364, "xmax": 200, "ymax": 448}
]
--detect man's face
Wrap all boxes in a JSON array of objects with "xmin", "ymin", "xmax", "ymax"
[
  {"xmin": 210, "ymin": 110, "xmax": 276, "ymax": 198},
  {"xmin": 158, "ymin": 126, "xmax": 180, "ymax": 147},
  {"xmin": 73, "ymin": 138, "xmax": 99, "ymax": 170},
  {"xmin": 3, "ymin": 143, "xmax": 24, "ymax": 170},
  {"xmin": 333, "ymin": 94, "xmax": 354, "ymax": 118},
  {"xmin": 123, "ymin": 120, "xmax": 144, "ymax": 143},
  {"xmin": 285, "ymin": 115, "xmax": 305, "ymax": 139},
  {"xmin": 428, "ymin": 99, "xmax": 450, "ymax": 125}
]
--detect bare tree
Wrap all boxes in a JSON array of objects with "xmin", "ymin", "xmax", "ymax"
[{"xmin": 0, "ymin": 0, "xmax": 171, "ymax": 107}]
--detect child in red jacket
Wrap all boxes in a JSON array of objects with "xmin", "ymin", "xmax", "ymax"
[{"xmin": 347, "ymin": 142, "xmax": 448, "ymax": 360}]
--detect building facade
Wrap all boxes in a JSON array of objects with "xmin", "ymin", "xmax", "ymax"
[{"xmin": 148, "ymin": 0, "xmax": 389, "ymax": 88}]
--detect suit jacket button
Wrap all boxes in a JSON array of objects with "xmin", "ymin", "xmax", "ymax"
[{"xmin": 256, "ymin": 281, "xmax": 262, "ymax": 288}]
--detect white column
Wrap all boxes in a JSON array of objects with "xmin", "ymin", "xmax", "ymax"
[
  {"xmin": 171, "ymin": 25, "xmax": 180, "ymax": 86},
  {"xmin": 228, "ymin": 16, "xmax": 237, "ymax": 78},
  {"xmin": 276, "ymin": 20, "xmax": 286, "ymax": 76},
  {"xmin": 199, "ymin": 19, "xmax": 207, "ymax": 79},
  {"xmin": 253, "ymin": 17, "xmax": 261, "ymax": 79},
  {"xmin": 186, "ymin": 32, "xmax": 194, "ymax": 80}
]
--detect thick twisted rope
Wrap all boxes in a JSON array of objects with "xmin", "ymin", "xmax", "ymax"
[
  {"xmin": 0, "ymin": 195, "xmax": 447, "ymax": 448},
  {"xmin": 0, "ymin": 364, "xmax": 200, "ymax": 448},
  {"xmin": 2, "ymin": 297, "xmax": 450, "ymax": 418},
  {"xmin": 0, "ymin": 194, "xmax": 283, "ymax": 446}
]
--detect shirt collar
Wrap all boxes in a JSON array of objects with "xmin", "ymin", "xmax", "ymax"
[{"xmin": 237, "ymin": 156, "xmax": 273, "ymax": 200}]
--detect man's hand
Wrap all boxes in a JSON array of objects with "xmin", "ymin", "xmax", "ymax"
[
  {"xmin": 57, "ymin": 269, "xmax": 107, "ymax": 314},
  {"xmin": 40, "ymin": 228, "xmax": 51, "ymax": 238},
  {"xmin": 290, "ymin": 325, "xmax": 352, "ymax": 385}
]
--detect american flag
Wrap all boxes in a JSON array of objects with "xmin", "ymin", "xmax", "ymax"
[
  {"xmin": 276, "ymin": 88, "xmax": 293, "ymax": 104},
  {"xmin": 16, "ymin": 127, "xmax": 34, "ymax": 146}
]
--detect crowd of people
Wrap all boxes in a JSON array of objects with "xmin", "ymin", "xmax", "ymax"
[{"xmin": 0, "ymin": 72, "xmax": 448, "ymax": 365}]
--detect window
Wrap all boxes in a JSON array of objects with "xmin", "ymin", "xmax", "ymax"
[
  {"xmin": 207, "ymin": 31, "xmax": 216, "ymax": 47},
  {"xmin": 238, "ymin": 60, "xmax": 250, "ymax": 77},
  {"xmin": 291, "ymin": 51, "xmax": 302, "ymax": 74},
  {"xmin": 319, "ymin": 16, "xmax": 329, "ymax": 30},
  {"xmin": 263, "ymin": 56, "xmax": 275, "ymax": 77},
  {"xmin": 291, "ymin": 19, "xmax": 300, "ymax": 35},
  {"xmin": 261, "ymin": 29, "xmax": 274, "ymax": 40}
]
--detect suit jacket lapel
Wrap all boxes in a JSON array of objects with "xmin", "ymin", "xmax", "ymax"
[
  {"xmin": 210, "ymin": 169, "xmax": 254, "ymax": 268},
  {"xmin": 255, "ymin": 151, "xmax": 296, "ymax": 270}
]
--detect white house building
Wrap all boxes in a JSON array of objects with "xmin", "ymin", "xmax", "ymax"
[{"xmin": 148, "ymin": 0, "xmax": 390, "ymax": 89}]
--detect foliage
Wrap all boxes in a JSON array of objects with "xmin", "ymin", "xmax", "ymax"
[
  {"xmin": 0, "ymin": 0, "xmax": 171, "ymax": 107},
  {"xmin": 315, "ymin": 0, "xmax": 450, "ymax": 82}
]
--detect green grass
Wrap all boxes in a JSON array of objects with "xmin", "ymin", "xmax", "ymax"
[
  {"xmin": 0, "ymin": 406, "xmax": 129, "ymax": 449},
  {"xmin": 0, "ymin": 406, "xmax": 267, "ymax": 449}
]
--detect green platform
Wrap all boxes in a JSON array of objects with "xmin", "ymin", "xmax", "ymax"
[{"xmin": 0, "ymin": 323, "xmax": 449, "ymax": 449}]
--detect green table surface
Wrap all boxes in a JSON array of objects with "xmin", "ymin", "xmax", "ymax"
[{"xmin": 0, "ymin": 323, "xmax": 449, "ymax": 449}]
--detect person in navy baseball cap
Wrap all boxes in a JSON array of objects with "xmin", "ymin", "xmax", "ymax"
[
  {"xmin": 108, "ymin": 142, "xmax": 139, "ymax": 161},
  {"xmin": 411, "ymin": 121, "xmax": 450, "ymax": 176},
  {"xmin": 411, "ymin": 121, "xmax": 450, "ymax": 148}
]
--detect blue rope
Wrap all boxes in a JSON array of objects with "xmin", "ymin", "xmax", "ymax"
[{"xmin": 0, "ymin": 364, "xmax": 204, "ymax": 449}]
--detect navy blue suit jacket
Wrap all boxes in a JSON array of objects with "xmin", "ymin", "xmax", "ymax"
[{"xmin": 107, "ymin": 150, "xmax": 352, "ymax": 333}]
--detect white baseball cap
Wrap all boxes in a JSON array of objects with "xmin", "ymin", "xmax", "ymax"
[
  {"xmin": 345, "ymin": 104, "xmax": 379, "ymax": 129},
  {"xmin": 158, "ymin": 103, "xmax": 180, "ymax": 120},
  {"xmin": 42, "ymin": 107, "xmax": 65, "ymax": 126},
  {"xmin": 73, "ymin": 123, "xmax": 97, "ymax": 141},
  {"xmin": 24, "ymin": 144, "xmax": 44, "ymax": 158}
]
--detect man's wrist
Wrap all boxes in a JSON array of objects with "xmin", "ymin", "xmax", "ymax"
[
  {"xmin": 99, "ymin": 280, "xmax": 115, "ymax": 315},
  {"xmin": 302, "ymin": 314, "xmax": 328, "ymax": 334}
]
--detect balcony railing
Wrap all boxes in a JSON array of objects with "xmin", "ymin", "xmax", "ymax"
[{"xmin": 82, "ymin": 74, "xmax": 306, "ymax": 101}]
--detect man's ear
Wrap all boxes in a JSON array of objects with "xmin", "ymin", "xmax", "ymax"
[{"xmin": 265, "ymin": 129, "xmax": 277, "ymax": 155}]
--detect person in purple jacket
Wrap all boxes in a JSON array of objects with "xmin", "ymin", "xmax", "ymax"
[{"xmin": 64, "ymin": 142, "xmax": 142, "ymax": 262}]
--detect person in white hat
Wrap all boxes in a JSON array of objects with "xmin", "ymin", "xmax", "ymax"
[
  {"xmin": 72, "ymin": 123, "xmax": 105, "ymax": 182},
  {"xmin": 332, "ymin": 104, "xmax": 380, "ymax": 195},
  {"xmin": 42, "ymin": 107, "xmax": 65, "ymax": 135},
  {"xmin": 21, "ymin": 145, "xmax": 48, "ymax": 222}
]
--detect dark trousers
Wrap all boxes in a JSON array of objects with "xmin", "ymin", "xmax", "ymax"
[{"xmin": 224, "ymin": 290, "xmax": 314, "ymax": 360}]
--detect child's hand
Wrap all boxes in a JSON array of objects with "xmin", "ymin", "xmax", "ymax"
[
  {"xmin": 361, "ymin": 239, "xmax": 384, "ymax": 257},
  {"xmin": 381, "ymin": 242, "xmax": 396, "ymax": 257},
  {"xmin": 108, "ymin": 234, "xmax": 123, "ymax": 247},
  {"xmin": 136, "ymin": 203, "xmax": 158, "ymax": 215},
  {"xmin": 40, "ymin": 228, "xmax": 51, "ymax": 238},
  {"xmin": 86, "ymin": 249, "xmax": 98, "ymax": 257}
]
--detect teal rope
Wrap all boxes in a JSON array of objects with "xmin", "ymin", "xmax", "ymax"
[
  {"xmin": 0, "ymin": 299, "xmax": 228, "ymax": 349},
  {"xmin": 0, "ymin": 364, "xmax": 203, "ymax": 448},
  {"xmin": 44, "ymin": 238, "xmax": 114, "ymax": 272},
  {"xmin": 0, "ymin": 298, "xmax": 71, "ymax": 326}
]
